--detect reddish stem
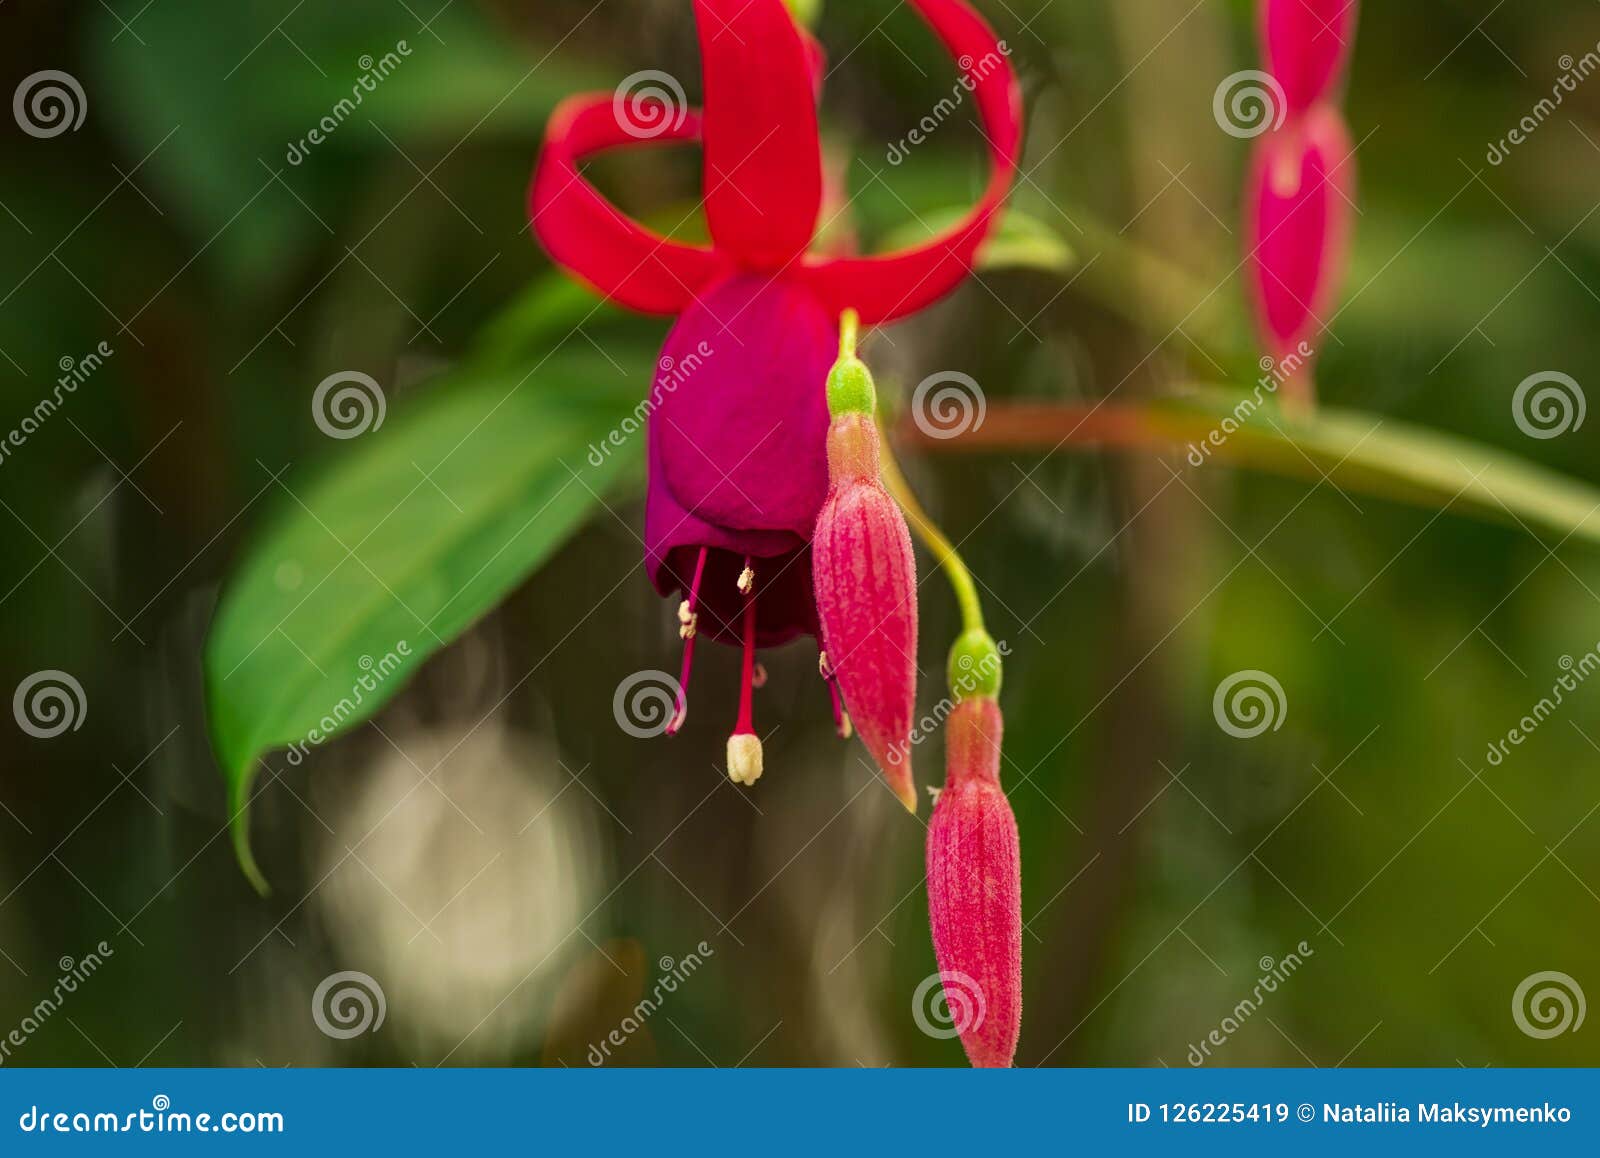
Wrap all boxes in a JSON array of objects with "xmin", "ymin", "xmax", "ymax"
[{"xmin": 895, "ymin": 403, "xmax": 1184, "ymax": 453}]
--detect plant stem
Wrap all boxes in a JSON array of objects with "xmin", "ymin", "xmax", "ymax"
[
  {"xmin": 876, "ymin": 427, "xmax": 986, "ymax": 635},
  {"xmin": 840, "ymin": 306, "xmax": 987, "ymax": 635},
  {"xmin": 839, "ymin": 307, "xmax": 860, "ymax": 360},
  {"xmin": 907, "ymin": 402, "xmax": 1157, "ymax": 451}
]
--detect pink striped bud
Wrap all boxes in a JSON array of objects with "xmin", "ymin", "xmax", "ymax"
[
  {"xmin": 926, "ymin": 696, "xmax": 1021, "ymax": 1067},
  {"xmin": 1261, "ymin": 0, "xmax": 1359, "ymax": 115},
  {"xmin": 813, "ymin": 411, "xmax": 919, "ymax": 811},
  {"xmin": 1245, "ymin": 104, "xmax": 1355, "ymax": 378}
]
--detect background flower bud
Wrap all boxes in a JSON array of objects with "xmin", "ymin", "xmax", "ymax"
[
  {"xmin": 1245, "ymin": 105, "xmax": 1355, "ymax": 367},
  {"xmin": 1261, "ymin": 0, "xmax": 1359, "ymax": 114}
]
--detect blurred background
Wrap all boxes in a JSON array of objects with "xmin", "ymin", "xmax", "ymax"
[{"xmin": 3, "ymin": 0, "xmax": 1600, "ymax": 1067}]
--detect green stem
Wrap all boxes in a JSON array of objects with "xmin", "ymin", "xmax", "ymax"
[
  {"xmin": 876, "ymin": 426, "xmax": 986, "ymax": 636},
  {"xmin": 832, "ymin": 308, "xmax": 994, "ymax": 693},
  {"xmin": 839, "ymin": 307, "xmax": 860, "ymax": 361}
]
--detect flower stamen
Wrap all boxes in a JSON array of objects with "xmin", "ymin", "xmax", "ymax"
[
  {"xmin": 667, "ymin": 547, "xmax": 709, "ymax": 736},
  {"xmin": 818, "ymin": 650, "xmax": 852, "ymax": 739},
  {"xmin": 826, "ymin": 675, "xmax": 852, "ymax": 740}
]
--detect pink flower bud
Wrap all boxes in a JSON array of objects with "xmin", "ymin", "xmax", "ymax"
[
  {"xmin": 926, "ymin": 696, "xmax": 1021, "ymax": 1067},
  {"xmin": 1261, "ymin": 0, "xmax": 1359, "ymax": 115},
  {"xmin": 1245, "ymin": 104, "xmax": 1355, "ymax": 375},
  {"xmin": 812, "ymin": 413, "xmax": 918, "ymax": 811}
]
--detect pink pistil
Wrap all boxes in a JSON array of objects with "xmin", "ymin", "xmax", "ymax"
[
  {"xmin": 735, "ymin": 589, "xmax": 757, "ymax": 738},
  {"xmin": 725, "ymin": 584, "xmax": 765, "ymax": 787}
]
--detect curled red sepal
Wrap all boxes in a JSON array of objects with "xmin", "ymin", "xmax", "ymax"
[
  {"xmin": 530, "ymin": 0, "xmax": 1021, "ymax": 323},
  {"xmin": 693, "ymin": 0, "xmax": 823, "ymax": 268},
  {"xmin": 926, "ymin": 696, "xmax": 1021, "ymax": 1068},
  {"xmin": 796, "ymin": 0, "xmax": 1023, "ymax": 324},
  {"xmin": 528, "ymin": 96, "xmax": 724, "ymax": 315}
]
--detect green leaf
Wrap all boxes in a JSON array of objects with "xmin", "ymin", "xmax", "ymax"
[
  {"xmin": 471, "ymin": 277, "xmax": 612, "ymax": 370},
  {"xmin": 879, "ymin": 207, "xmax": 1077, "ymax": 275},
  {"xmin": 204, "ymin": 347, "xmax": 652, "ymax": 891}
]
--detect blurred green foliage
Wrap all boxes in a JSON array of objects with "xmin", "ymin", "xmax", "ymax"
[{"xmin": 2, "ymin": 0, "xmax": 1599, "ymax": 1068}]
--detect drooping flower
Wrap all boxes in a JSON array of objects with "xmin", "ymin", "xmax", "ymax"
[
  {"xmin": 528, "ymin": 0, "xmax": 1020, "ymax": 781},
  {"xmin": 1245, "ymin": 0, "xmax": 1359, "ymax": 401},
  {"xmin": 926, "ymin": 641, "xmax": 1021, "ymax": 1068},
  {"xmin": 812, "ymin": 315, "xmax": 919, "ymax": 809}
]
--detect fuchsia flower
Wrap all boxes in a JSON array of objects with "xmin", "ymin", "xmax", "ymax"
[
  {"xmin": 812, "ymin": 321, "xmax": 919, "ymax": 809},
  {"xmin": 1246, "ymin": 0, "xmax": 1359, "ymax": 398},
  {"xmin": 927, "ymin": 691, "xmax": 1022, "ymax": 1068},
  {"xmin": 528, "ymin": 0, "xmax": 1020, "ymax": 784}
]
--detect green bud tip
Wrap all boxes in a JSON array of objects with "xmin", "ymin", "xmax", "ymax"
[
  {"xmin": 828, "ymin": 309, "xmax": 876, "ymax": 417},
  {"xmin": 782, "ymin": 0, "xmax": 823, "ymax": 28},
  {"xmin": 948, "ymin": 628, "xmax": 1003, "ymax": 702}
]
